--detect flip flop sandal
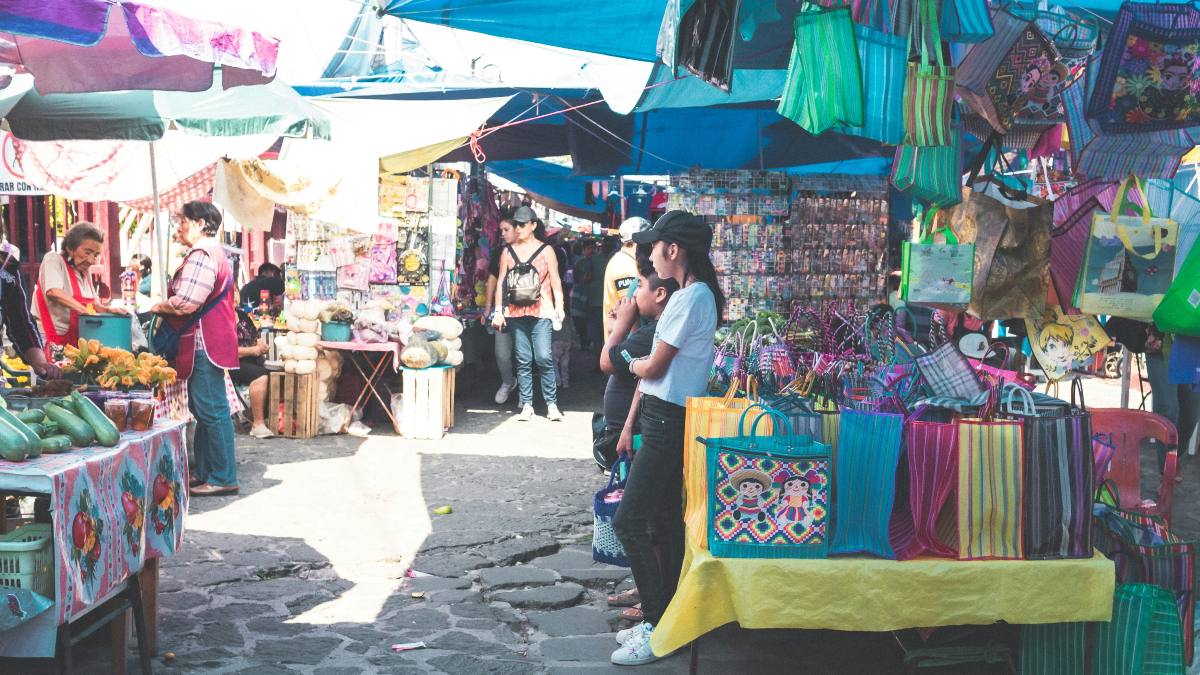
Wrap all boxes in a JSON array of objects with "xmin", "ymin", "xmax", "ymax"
[
  {"xmin": 607, "ymin": 589, "xmax": 641, "ymax": 607},
  {"xmin": 620, "ymin": 604, "xmax": 643, "ymax": 622}
]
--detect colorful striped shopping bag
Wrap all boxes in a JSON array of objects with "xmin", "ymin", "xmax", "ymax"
[
  {"xmin": 939, "ymin": 0, "xmax": 993, "ymax": 43},
  {"xmin": 1013, "ymin": 403, "xmax": 1094, "ymax": 559},
  {"xmin": 830, "ymin": 408, "xmax": 905, "ymax": 557},
  {"xmin": 957, "ymin": 414, "xmax": 1024, "ymax": 560},
  {"xmin": 777, "ymin": 3, "xmax": 864, "ymax": 135},
  {"xmin": 891, "ymin": 132, "xmax": 962, "ymax": 207},
  {"xmin": 1095, "ymin": 505, "xmax": 1196, "ymax": 666},
  {"xmin": 683, "ymin": 387, "xmax": 754, "ymax": 549},
  {"xmin": 839, "ymin": 0, "xmax": 907, "ymax": 144},
  {"xmin": 1050, "ymin": 179, "xmax": 1117, "ymax": 312},
  {"xmin": 903, "ymin": 0, "xmax": 955, "ymax": 147},
  {"xmin": 892, "ymin": 413, "xmax": 960, "ymax": 560},
  {"xmin": 1021, "ymin": 583, "xmax": 1186, "ymax": 675}
]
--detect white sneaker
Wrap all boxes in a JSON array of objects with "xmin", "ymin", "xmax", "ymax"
[
  {"xmin": 494, "ymin": 383, "xmax": 513, "ymax": 404},
  {"xmin": 546, "ymin": 404, "xmax": 563, "ymax": 421},
  {"xmin": 517, "ymin": 405, "xmax": 534, "ymax": 422},
  {"xmin": 611, "ymin": 623, "xmax": 659, "ymax": 666},
  {"xmin": 249, "ymin": 425, "xmax": 274, "ymax": 439},
  {"xmin": 615, "ymin": 622, "xmax": 646, "ymax": 645}
]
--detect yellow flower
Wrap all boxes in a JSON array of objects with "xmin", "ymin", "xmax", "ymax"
[
  {"xmin": 88, "ymin": 339, "xmax": 101, "ymax": 352},
  {"xmin": 120, "ymin": 376, "xmax": 133, "ymax": 387}
]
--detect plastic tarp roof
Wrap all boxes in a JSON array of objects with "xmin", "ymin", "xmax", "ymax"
[
  {"xmin": 488, "ymin": 158, "xmax": 658, "ymax": 222},
  {"xmin": 383, "ymin": 0, "xmax": 1125, "ymax": 62}
]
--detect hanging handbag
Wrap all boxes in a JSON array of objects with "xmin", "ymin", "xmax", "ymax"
[
  {"xmin": 901, "ymin": 205, "xmax": 974, "ymax": 309},
  {"xmin": 955, "ymin": 10, "xmax": 1063, "ymax": 134},
  {"xmin": 939, "ymin": 0, "xmax": 993, "ymax": 44},
  {"xmin": 1003, "ymin": 382, "xmax": 1094, "ymax": 560},
  {"xmin": 946, "ymin": 145, "xmax": 1053, "ymax": 320},
  {"xmin": 778, "ymin": 2, "xmax": 865, "ymax": 135},
  {"xmin": 1050, "ymin": 179, "xmax": 1118, "ymax": 312},
  {"xmin": 706, "ymin": 407, "xmax": 833, "ymax": 559},
  {"xmin": 892, "ymin": 130, "xmax": 962, "ymax": 207},
  {"xmin": 839, "ymin": 0, "xmax": 907, "ymax": 144},
  {"xmin": 1064, "ymin": 55, "xmax": 1195, "ymax": 181},
  {"xmin": 675, "ymin": 0, "xmax": 741, "ymax": 91},
  {"xmin": 956, "ymin": 387, "xmax": 1024, "ymax": 560},
  {"xmin": 1153, "ymin": 242, "xmax": 1200, "ymax": 336},
  {"xmin": 1087, "ymin": 2, "xmax": 1200, "ymax": 134},
  {"xmin": 914, "ymin": 340, "xmax": 988, "ymax": 401},
  {"xmin": 593, "ymin": 458, "xmax": 631, "ymax": 566},
  {"xmin": 903, "ymin": 0, "xmax": 955, "ymax": 147},
  {"xmin": 829, "ymin": 407, "xmax": 906, "ymax": 558},
  {"xmin": 1075, "ymin": 176, "xmax": 1180, "ymax": 321}
]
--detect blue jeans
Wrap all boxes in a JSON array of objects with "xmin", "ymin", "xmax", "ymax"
[
  {"xmin": 510, "ymin": 316, "xmax": 556, "ymax": 406},
  {"xmin": 494, "ymin": 326, "xmax": 515, "ymax": 387},
  {"xmin": 188, "ymin": 350, "xmax": 237, "ymax": 487}
]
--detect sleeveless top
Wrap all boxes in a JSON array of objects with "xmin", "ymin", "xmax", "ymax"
[{"xmin": 502, "ymin": 244, "xmax": 555, "ymax": 320}]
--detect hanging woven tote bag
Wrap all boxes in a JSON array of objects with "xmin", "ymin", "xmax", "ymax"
[
  {"xmin": 903, "ymin": 0, "xmax": 955, "ymax": 147},
  {"xmin": 592, "ymin": 458, "xmax": 631, "ymax": 565},
  {"xmin": 939, "ymin": 0, "xmax": 993, "ymax": 44},
  {"xmin": 829, "ymin": 407, "xmax": 905, "ymax": 557},
  {"xmin": 706, "ymin": 407, "xmax": 833, "ymax": 559},
  {"xmin": 891, "ymin": 130, "xmax": 962, "ymax": 207},
  {"xmin": 839, "ymin": 0, "xmax": 907, "ymax": 144},
  {"xmin": 955, "ymin": 10, "xmax": 1062, "ymax": 134},
  {"xmin": 777, "ymin": 2, "xmax": 864, "ymax": 135},
  {"xmin": 1087, "ymin": 2, "xmax": 1200, "ymax": 134},
  {"xmin": 956, "ymin": 388, "xmax": 1024, "ymax": 560},
  {"xmin": 1064, "ymin": 55, "xmax": 1195, "ymax": 181},
  {"xmin": 1050, "ymin": 178, "xmax": 1118, "ymax": 312}
]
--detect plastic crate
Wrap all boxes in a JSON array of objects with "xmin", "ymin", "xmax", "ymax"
[{"xmin": 0, "ymin": 524, "xmax": 53, "ymax": 598}]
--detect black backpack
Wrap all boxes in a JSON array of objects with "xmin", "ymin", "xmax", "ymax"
[{"xmin": 504, "ymin": 244, "xmax": 547, "ymax": 307}]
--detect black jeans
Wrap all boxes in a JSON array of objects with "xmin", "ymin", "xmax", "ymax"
[{"xmin": 613, "ymin": 394, "xmax": 686, "ymax": 626}]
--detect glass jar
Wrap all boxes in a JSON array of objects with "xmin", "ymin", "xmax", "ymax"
[
  {"xmin": 103, "ymin": 399, "xmax": 128, "ymax": 432},
  {"xmin": 129, "ymin": 399, "xmax": 156, "ymax": 432}
]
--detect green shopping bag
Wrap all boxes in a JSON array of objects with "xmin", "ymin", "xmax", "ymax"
[
  {"xmin": 1153, "ymin": 241, "xmax": 1200, "ymax": 336},
  {"xmin": 891, "ymin": 130, "xmax": 962, "ymax": 207},
  {"xmin": 901, "ymin": 206, "xmax": 974, "ymax": 309},
  {"xmin": 903, "ymin": 0, "xmax": 956, "ymax": 147},
  {"xmin": 777, "ymin": 3, "xmax": 864, "ymax": 135}
]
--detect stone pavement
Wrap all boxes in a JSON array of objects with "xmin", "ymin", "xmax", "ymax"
[{"xmin": 57, "ymin": 364, "xmax": 1198, "ymax": 674}]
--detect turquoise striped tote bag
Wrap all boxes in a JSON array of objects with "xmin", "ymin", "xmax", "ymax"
[
  {"xmin": 839, "ymin": 0, "xmax": 907, "ymax": 144},
  {"xmin": 940, "ymin": 0, "xmax": 994, "ymax": 44},
  {"xmin": 829, "ymin": 408, "xmax": 905, "ymax": 558}
]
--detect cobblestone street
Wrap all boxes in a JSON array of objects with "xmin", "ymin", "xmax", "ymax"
[{"xmin": 58, "ymin": 366, "xmax": 1199, "ymax": 674}]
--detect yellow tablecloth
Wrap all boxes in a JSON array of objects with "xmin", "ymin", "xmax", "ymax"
[{"xmin": 651, "ymin": 403, "xmax": 1117, "ymax": 656}]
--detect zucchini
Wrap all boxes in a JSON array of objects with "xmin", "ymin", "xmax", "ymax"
[
  {"xmin": 69, "ymin": 392, "xmax": 120, "ymax": 447},
  {"xmin": 43, "ymin": 402, "xmax": 94, "ymax": 448},
  {"xmin": 38, "ymin": 435, "xmax": 72, "ymax": 454},
  {"xmin": 0, "ymin": 417, "xmax": 28, "ymax": 461},
  {"xmin": 0, "ymin": 407, "xmax": 42, "ymax": 458},
  {"xmin": 26, "ymin": 422, "xmax": 59, "ymax": 438},
  {"xmin": 15, "ymin": 409, "xmax": 44, "ymax": 424}
]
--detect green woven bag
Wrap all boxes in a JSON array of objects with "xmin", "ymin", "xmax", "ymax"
[
  {"xmin": 903, "ymin": 0, "xmax": 956, "ymax": 146},
  {"xmin": 891, "ymin": 130, "xmax": 962, "ymax": 207},
  {"xmin": 778, "ymin": 3, "xmax": 864, "ymax": 135}
]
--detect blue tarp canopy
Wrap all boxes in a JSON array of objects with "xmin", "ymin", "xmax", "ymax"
[{"xmin": 380, "ymin": 0, "xmax": 669, "ymax": 61}]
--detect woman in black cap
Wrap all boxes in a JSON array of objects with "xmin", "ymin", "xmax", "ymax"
[{"xmin": 609, "ymin": 210, "xmax": 724, "ymax": 665}]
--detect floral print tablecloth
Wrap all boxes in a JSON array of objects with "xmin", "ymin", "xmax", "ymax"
[{"xmin": 0, "ymin": 421, "xmax": 187, "ymax": 624}]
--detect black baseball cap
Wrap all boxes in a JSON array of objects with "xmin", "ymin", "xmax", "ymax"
[
  {"xmin": 632, "ymin": 210, "xmax": 712, "ymax": 252},
  {"xmin": 513, "ymin": 206, "xmax": 537, "ymax": 224}
]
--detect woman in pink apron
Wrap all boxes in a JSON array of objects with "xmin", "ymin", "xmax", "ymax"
[{"xmin": 31, "ymin": 222, "xmax": 126, "ymax": 358}]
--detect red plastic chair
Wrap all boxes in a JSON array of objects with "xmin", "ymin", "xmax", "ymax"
[{"xmin": 1090, "ymin": 408, "xmax": 1178, "ymax": 524}]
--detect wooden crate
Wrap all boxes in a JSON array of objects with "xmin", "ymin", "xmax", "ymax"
[
  {"xmin": 268, "ymin": 372, "xmax": 319, "ymax": 439},
  {"xmin": 400, "ymin": 366, "xmax": 456, "ymax": 439}
]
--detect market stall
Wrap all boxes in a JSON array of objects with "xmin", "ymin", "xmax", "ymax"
[{"xmin": 0, "ymin": 345, "xmax": 184, "ymax": 664}]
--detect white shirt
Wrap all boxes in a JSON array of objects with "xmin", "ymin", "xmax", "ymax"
[{"xmin": 639, "ymin": 282, "xmax": 717, "ymax": 407}]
